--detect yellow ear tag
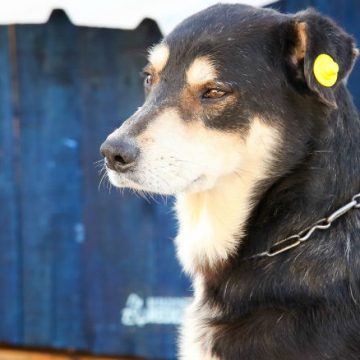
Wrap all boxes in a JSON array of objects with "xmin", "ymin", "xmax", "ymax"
[{"xmin": 313, "ymin": 54, "xmax": 339, "ymax": 87}]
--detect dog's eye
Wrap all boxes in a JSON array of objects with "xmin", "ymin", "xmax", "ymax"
[
  {"xmin": 202, "ymin": 89, "xmax": 226, "ymax": 99},
  {"xmin": 144, "ymin": 73, "xmax": 153, "ymax": 88}
]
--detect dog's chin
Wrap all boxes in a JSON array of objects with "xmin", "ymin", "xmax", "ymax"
[
  {"xmin": 107, "ymin": 169, "xmax": 213, "ymax": 195},
  {"xmin": 107, "ymin": 170, "xmax": 146, "ymax": 192}
]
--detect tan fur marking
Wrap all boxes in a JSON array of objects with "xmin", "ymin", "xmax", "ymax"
[
  {"xmin": 292, "ymin": 22, "xmax": 307, "ymax": 64},
  {"xmin": 135, "ymin": 108, "xmax": 243, "ymax": 195},
  {"xmin": 175, "ymin": 118, "xmax": 280, "ymax": 275},
  {"xmin": 186, "ymin": 57, "xmax": 217, "ymax": 86},
  {"xmin": 177, "ymin": 119, "xmax": 280, "ymax": 358},
  {"xmin": 148, "ymin": 43, "xmax": 170, "ymax": 73},
  {"xmin": 106, "ymin": 110, "xmax": 280, "ymax": 358},
  {"xmin": 353, "ymin": 48, "xmax": 359, "ymax": 60},
  {"xmin": 108, "ymin": 109, "xmax": 280, "ymax": 275},
  {"xmin": 181, "ymin": 82, "xmax": 236, "ymax": 116}
]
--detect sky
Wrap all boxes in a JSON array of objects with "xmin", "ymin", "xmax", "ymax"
[{"xmin": 0, "ymin": 0, "xmax": 274, "ymax": 34}]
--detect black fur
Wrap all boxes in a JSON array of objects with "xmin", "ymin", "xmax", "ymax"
[
  {"xmin": 165, "ymin": 4, "xmax": 360, "ymax": 359},
  {"xmin": 103, "ymin": 4, "xmax": 360, "ymax": 359}
]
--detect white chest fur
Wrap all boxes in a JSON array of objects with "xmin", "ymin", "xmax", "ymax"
[
  {"xmin": 175, "ymin": 174, "xmax": 251, "ymax": 274},
  {"xmin": 174, "ymin": 119, "xmax": 280, "ymax": 275}
]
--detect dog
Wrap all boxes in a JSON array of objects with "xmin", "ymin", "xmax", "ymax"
[{"xmin": 100, "ymin": 3, "xmax": 360, "ymax": 359}]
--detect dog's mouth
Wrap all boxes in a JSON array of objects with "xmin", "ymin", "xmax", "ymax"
[
  {"xmin": 107, "ymin": 166, "xmax": 143, "ymax": 189},
  {"xmin": 105, "ymin": 161, "xmax": 209, "ymax": 195}
]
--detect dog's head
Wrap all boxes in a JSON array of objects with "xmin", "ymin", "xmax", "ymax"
[{"xmin": 100, "ymin": 4, "xmax": 357, "ymax": 195}]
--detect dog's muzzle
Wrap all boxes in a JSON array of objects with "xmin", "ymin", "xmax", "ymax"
[{"xmin": 100, "ymin": 137, "xmax": 139, "ymax": 171}]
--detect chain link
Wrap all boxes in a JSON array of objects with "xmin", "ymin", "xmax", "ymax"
[{"xmin": 251, "ymin": 192, "xmax": 360, "ymax": 259}]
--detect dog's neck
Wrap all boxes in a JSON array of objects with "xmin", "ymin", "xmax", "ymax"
[
  {"xmin": 175, "ymin": 173, "xmax": 252, "ymax": 275},
  {"xmin": 244, "ymin": 86, "xmax": 360, "ymax": 259},
  {"xmin": 175, "ymin": 118, "xmax": 281, "ymax": 276},
  {"xmin": 175, "ymin": 85, "xmax": 360, "ymax": 278}
]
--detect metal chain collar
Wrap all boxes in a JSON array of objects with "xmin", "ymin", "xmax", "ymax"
[{"xmin": 250, "ymin": 193, "xmax": 360, "ymax": 259}]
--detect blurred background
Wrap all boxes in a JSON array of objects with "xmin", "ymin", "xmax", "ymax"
[{"xmin": 0, "ymin": 0, "xmax": 359, "ymax": 359}]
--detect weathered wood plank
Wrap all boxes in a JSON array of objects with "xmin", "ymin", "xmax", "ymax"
[
  {"xmin": 0, "ymin": 26, "xmax": 22, "ymax": 343},
  {"xmin": 76, "ymin": 19, "xmax": 188, "ymax": 358},
  {"xmin": 41, "ymin": 11, "xmax": 86, "ymax": 350},
  {"xmin": 15, "ymin": 11, "xmax": 85, "ymax": 347},
  {"xmin": 15, "ymin": 21, "xmax": 54, "ymax": 345}
]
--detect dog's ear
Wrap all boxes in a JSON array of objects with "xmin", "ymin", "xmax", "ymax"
[{"xmin": 283, "ymin": 9, "xmax": 358, "ymax": 107}]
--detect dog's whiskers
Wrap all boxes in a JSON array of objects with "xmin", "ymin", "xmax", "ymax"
[
  {"xmin": 98, "ymin": 170, "xmax": 108, "ymax": 191},
  {"xmin": 94, "ymin": 159, "xmax": 105, "ymax": 169}
]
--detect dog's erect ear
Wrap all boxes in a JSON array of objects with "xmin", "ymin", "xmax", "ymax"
[{"xmin": 284, "ymin": 9, "xmax": 358, "ymax": 107}]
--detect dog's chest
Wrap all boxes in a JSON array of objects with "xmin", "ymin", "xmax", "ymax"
[
  {"xmin": 174, "ymin": 186, "xmax": 245, "ymax": 275},
  {"xmin": 179, "ymin": 276, "xmax": 222, "ymax": 360},
  {"xmin": 174, "ymin": 119, "xmax": 281, "ymax": 275}
]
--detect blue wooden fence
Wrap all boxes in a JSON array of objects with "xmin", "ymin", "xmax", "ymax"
[
  {"xmin": 0, "ymin": 1, "xmax": 359, "ymax": 359},
  {"xmin": 0, "ymin": 10, "xmax": 189, "ymax": 359}
]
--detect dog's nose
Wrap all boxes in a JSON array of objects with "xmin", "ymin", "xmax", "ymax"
[{"xmin": 100, "ymin": 138, "xmax": 139, "ymax": 170}]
